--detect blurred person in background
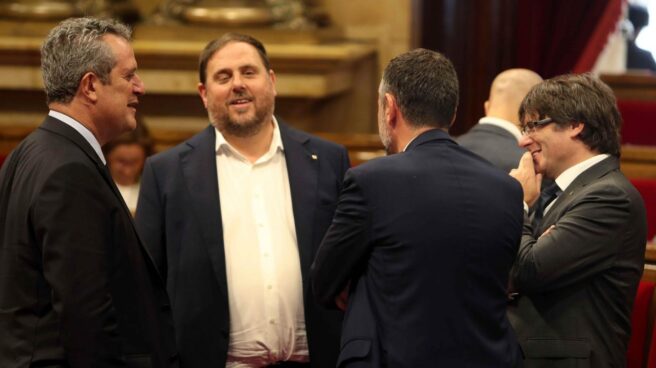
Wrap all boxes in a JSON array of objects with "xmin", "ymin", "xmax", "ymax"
[{"xmin": 103, "ymin": 119, "xmax": 154, "ymax": 215}]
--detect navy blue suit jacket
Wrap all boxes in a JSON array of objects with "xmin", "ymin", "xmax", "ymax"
[
  {"xmin": 312, "ymin": 129, "xmax": 523, "ymax": 367},
  {"xmin": 135, "ymin": 120, "xmax": 349, "ymax": 368}
]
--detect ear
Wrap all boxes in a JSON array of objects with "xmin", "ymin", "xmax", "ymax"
[
  {"xmin": 269, "ymin": 69, "xmax": 277, "ymax": 97},
  {"xmin": 484, "ymin": 100, "xmax": 490, "ymax": 115},
  {"xmin": 197, "ymin": 82, "xmax": 209, "ymax": 109},
  {"xmin": 384, "ymin": 93, "xmax": 398, "ymax": 129},
  {"xmin": 449, "ymin": 106, "xmax": 458, "ymax": 128},
  {"xmin": 569, "ymin": 121, "xmax": 585, "ymax": 138},
  {"xmin": 80, "ymin": 72, "xmax": 99, "ymax": 103}
]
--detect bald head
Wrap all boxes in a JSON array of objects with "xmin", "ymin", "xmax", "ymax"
[{"xmin": 484, "ymin": 68, "xmax": 542, "ymax": 126}]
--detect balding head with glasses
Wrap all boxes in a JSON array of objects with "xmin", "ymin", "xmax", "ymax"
[{"xmin": 507, "ymin": 73, "xmax": 646, "ymax": 368}]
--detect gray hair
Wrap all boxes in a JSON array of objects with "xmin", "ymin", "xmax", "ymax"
[{"xmin": 41, "ymin": 17, "xmax": 132, "ymax": 104}]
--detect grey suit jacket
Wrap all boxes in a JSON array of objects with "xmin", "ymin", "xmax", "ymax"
[
  {"xmin": 457, "ymin": 123, "xmax": 524, "ymax": 173},
  {"xmin": 508, "ymin": 156, "xmax": 647, "ymax": 368},
  {"xmin": 135, "ymin": 120, "xmax": 349, "ymax": 368}
]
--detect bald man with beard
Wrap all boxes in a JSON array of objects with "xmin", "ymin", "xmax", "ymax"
[{"xmin": 458, "ymin": 69, "xmax": 543, "ymax": 172}]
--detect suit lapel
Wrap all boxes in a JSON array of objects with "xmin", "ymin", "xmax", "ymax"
[
  {"xmin": 179, "ymin": 126, "xmax": 228, "ymax": 299},
  {"xmin": 40, "ymin": 116, "xmax": 166, "ymax": 281},
  {"xmin": 539, "ymin": 156, "xmax": 619, "ymax": 230},
  {"xmin": 279, "ymin": 122, "xmax": 318, "ymax": 287}
]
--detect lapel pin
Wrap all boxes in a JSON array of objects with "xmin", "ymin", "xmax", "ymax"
[{"xmin": 311, "ymin": 154, "xmax": 318, "ymax": 160}]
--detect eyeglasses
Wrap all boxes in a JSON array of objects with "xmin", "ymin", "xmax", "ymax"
[{"xmin": 521, "ymin": 117, "xmax": 554, "ymax": 135}]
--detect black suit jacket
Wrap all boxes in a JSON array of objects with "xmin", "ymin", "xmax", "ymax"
[
  {"xmin": 312, "ymin": 129, "xmax": 524, "ymax": 367},
  {"xmin": 135, "ymin": 121, "xmax": 349, "ymax": 368},
  {"xmin": 0, "ymin": 117, "xmax": 178, "ymax": 368},
  {"xmin": 509, "ymin": 157, "xmax": 647, "ymax": 367},
  {"xmin": 457, "ymin": 123, "xmax": 524, "ymax": 173}
]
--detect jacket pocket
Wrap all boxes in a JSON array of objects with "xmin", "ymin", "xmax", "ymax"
[
  {"xmin": 523, "ymin": 338, "xmax": 591, "ymax": 358},
  {"xmin": 337, "ymin": 339, "xmax": 372, "ymax": 367},
  {"xmin": 124, "ymin": 354, "xmax": 152, "ymax": 368}
]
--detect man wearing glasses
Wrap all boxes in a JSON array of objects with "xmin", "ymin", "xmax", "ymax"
[{"xmin": 508, "ymin": 73, "xmax": 647, "ymax": 367}]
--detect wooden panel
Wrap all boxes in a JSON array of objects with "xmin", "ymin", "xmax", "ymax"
[
  {"xmin": 646, "ymin": 243, "xmax": 656, "ymax": 264},
  {"xmin": 601, "ymin": 73, "xmax": 656, "ymax": 101},
  {"xmin": 621, "ymin": 145, "xmax": 656, "ymax": 179},
  {"xmin": 643, "ymin": 264, "xmax": 656, "ymax": 283}
]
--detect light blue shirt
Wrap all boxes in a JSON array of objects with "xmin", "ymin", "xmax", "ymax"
[{"xmin": 48, "ymin": 110, "xmax": 106, "ymax": 165}]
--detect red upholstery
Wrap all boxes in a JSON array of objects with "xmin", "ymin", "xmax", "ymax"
[
  {"xmin": 648, "ymin": 291, "xmax": 656, "ymax": 368},
  {"xmin": 628, "ymin": 281, "xmax": 656, "ymax": 368},
  {"xmin": 618, "ymin": 100, "xmax": 656, "ymax": 146},
  {"xmin": 0, "ymin": 155, "xmax": 5, "ymax": 169},
  {"xmin": 631, "ymin": 179, "xmax": 656, "ymax": 242}
]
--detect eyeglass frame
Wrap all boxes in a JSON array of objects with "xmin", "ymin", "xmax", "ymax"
[{"xmin": 521, "ymin": 117, "xmax": 554, "ymax": 135}]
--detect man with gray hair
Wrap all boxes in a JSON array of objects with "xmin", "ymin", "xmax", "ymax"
[
  {"xmin": 0, "ymin": 17, "xmax": 178, "ymax": 367},
  {"xmin": 311, "ymin": 48, "xmax": 523, "ymax": 367}
]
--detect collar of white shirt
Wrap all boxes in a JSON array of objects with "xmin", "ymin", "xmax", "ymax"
[
  {"xmin": 214, "ymin": 116, "xmax": 284, "ymax": 163},
  {"xmin": 49, "ymin": 110, "xmax": 106, "ymax": 165},
  {"xmin": 555, "ymin": 153, "xmax": 611, "ymax": 192},
  {"xmin": 478, "ymin": 116, "xmax": 522, "ymax": 142}
]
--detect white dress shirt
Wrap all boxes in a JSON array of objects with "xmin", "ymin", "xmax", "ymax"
[
  {"xmin": 49, "ymin": 110, "xmax": 106, "ymax": 164},
  {"xmin": 116, "ymin": 182, "xmax": 140, "ymax": 215},
  {"xmin": 216, "ymin": 118, "xmax": 309, "ymax": 367}
]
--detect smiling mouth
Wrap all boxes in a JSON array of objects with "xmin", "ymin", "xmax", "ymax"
[
  {"xmin": 127, "ymin": 102, "xmax": 139, "ymax": 109},
  {"xmin": 229, "ymin": 97, "xmax": 253, "ymax": 106}
]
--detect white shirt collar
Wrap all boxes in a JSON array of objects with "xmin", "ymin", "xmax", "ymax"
[
  {"xmin": 402, "ymin": 133, "xmax": 419, "ymax": 152},
  {"xmin": 555, "ymin": 154, "xmax": 611, "ymax": 192},
  {"xmin": 214, "ymin": 116, "xmax": 284, "ymax": 163},
  {"xmin": 478, "ymin": 116, "xmax": 522, "ymax": 141},
  {"xmin": 49, "ymin": 110, "xmax": 106, "ymax": 165}
]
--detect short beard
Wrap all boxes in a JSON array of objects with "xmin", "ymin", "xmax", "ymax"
[
  {"xmin": 212, "ymin": 103, "xmax": 273, "ymax": 138},
  {"xmin": 378, "ymin": 121, "xmax": 395, "ymax": 155}
]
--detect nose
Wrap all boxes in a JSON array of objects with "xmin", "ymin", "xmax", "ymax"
[
  {"xmin": 518, "ymin": 134, "xmax": 534, "ymax": 149},
  {"xmin": 232, "ymin": 73, "xmax": 246, "ymax": 91},
  {"xmin": 133, "ymin": 74, "xmax": 145, "ymax": 96}
]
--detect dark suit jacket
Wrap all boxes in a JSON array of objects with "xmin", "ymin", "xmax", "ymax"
[
  {"xmin": 312, "ymin": 129, "xmax": 524, "ymax": 367},
  {"xmin": 135, "ymin": 121, "xmax": 349, "ymax": 368},
  {"xmin": 508, "ymin": 156, "xmax": 647, "ymax": 368},
  {"xmin": 0, "ymin": 117, "xmax": 178, "ymax": 368},
  {"xmin": 457, "ymin": 123, "xmax": 524, "ymax": 173}
]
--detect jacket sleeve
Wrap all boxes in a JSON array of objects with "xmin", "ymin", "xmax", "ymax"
[
  {"xmin": 33, "ymin": 162, "xmax": 125, "ymax": 367},
  {"xmin": 510, "ymin": 183, "xmax": 646, "ymax": 294},
  {"xmin": 311, "ymin": 169, "xmax": 372, "ymax": 308}
]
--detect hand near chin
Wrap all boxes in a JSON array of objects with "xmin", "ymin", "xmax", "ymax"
[{"xmin": 510, "ymin": 152, "xmax": 542, "ymax": 207}]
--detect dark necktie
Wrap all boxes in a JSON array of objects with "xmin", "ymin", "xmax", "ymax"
[{"xmin": 532, "ymin": 183, "xmax": 562, "ymax": 231}]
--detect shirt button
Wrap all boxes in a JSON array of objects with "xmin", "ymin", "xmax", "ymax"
[
  {"xmin": 269, "ymin": 319, "xmax": 275, "ymax": 325},
  {"xmin": 267, "ymin": 285, "xmax": 273, "ymax": 290}
]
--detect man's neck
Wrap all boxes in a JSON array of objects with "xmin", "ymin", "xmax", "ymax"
[
  {"xmin": 221, "ymin": 120, "xmax": 275, "ymax": 163},
  {"xmin": 49, "ymin": 102, "xmax": 106, "ymax": 144},
  {"xmin": 397, "ymin": 126, "xmax": 440, "ymax": 152}
]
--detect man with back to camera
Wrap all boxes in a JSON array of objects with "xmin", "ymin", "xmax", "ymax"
[
  {"xmin": 0, "ymin": 17, "xmax": 178, "ymax": 367},
  {"xmin": 458, "ymin": 68, "xmax": 543, "ymax": 173},
  {"xmin": 508, "ymin": 73, "xmax": 647, "ymax": 367},
  {"xmin": 311, "ymin": 48, "xmax": 524, "ymax": 367},
  {"xmin": 135, "ymin": 33, "xmax": 350, "ymax": 368}
]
